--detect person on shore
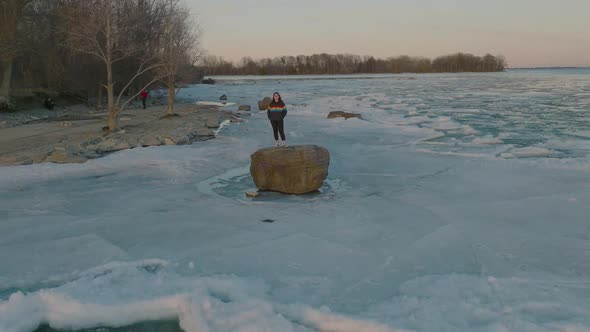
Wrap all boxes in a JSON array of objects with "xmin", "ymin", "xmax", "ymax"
[
  {"xmin": 140, "ymin": 89, "xmax": 149, "ymax": 109},
  {"xmin": 43, "ymin": 97, "xmax": 55, "ymax": 110},
  {"xmin": 267, "ymin": 92, "xmax": 288, "ymax": 147}
]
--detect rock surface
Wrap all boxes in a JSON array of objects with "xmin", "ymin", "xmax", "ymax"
[
  {"xmin": 0, "ymin": 104, "xmax": 238, "ymax": 166},
  {"xmin": 250, "ymin": 145, "xmax": 330, "ymax": 194},
  {"xmin": 45, "ymin": 151, "xmax": 87, "ymax": 164},
  {"xmin": 327, "ymin": 111, "xmax": 362, "ymax": 120}
]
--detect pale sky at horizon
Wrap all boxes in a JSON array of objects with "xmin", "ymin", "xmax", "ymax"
[{"xmin": 187, "ymin": 0, "xmax": 590, "ymax": 67}]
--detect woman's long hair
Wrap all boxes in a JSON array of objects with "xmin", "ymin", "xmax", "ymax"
[{"xmin": 270, "ymin": 92, "xmax": 284, "ymax": 106}]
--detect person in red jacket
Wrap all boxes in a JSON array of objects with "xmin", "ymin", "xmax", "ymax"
[
  {"xmin": 267, "ymin": 92, "xmax": 288, "ymax": 147},
  {"xmin": 140, "ymin": 89, "xmax": 149, "ymax": 109}
]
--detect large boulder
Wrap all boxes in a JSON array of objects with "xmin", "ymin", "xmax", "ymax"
[
  {"xmin": 250, "ymin": 145, "xmax": 330, "ymax": 194},
  {"xmin": 327, "ymin": 111, "xmax": 362, "ymax": 120},
  {"xmin": 258, "ymin": 97, "xmax": 272, "ymax": 110}
]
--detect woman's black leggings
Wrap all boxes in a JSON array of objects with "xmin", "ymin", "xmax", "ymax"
[{"xmin": 271, "ymin": 120, "xmax": 286, "ymax": 140}]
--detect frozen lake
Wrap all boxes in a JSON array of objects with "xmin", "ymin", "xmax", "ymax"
[{"xmin": 1, "ymin": 69, "xmax": 590, "ymax": 332}]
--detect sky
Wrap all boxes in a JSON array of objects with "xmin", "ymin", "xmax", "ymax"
[{"xmin": 187, "ymin": 0, "xmax": 590, "ymax": 68}]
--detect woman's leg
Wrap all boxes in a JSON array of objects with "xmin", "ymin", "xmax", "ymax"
[
  {"xmin": 278, "ymin": 120, "xmax": 286, "ymax": 141},
  {"xmin": 271, "ymin": 120, "xmax": 279, "ymax": 140}
]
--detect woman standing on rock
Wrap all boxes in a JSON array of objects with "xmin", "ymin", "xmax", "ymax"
[{"xmin": 267, "ymin": 92, "xmax": 288, "ymax": 147}]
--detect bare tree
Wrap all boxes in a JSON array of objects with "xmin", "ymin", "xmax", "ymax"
[
  {"xmin": 62, "ymin": 0, "xmax": 163, "ymax": 130},
  {"xmin": 0, "ymin": 0, "xmax": 33, "ymax": 100},
  {"xmin": 158, "ymin": 0, "xmax": 201, "ymax": 117}
]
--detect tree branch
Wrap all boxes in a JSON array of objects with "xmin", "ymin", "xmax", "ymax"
[
  {"xmin": 117, "ymin": 75, "xmax": 163, "ymax": 115},
  {"xmin": 115, "ymin": 60, "xmax": 164, "ymax": 106}
]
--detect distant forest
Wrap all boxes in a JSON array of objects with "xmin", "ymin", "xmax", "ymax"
[{"xmin": 200, "ymin": 53, "xmax": 507, "ymax": 76}]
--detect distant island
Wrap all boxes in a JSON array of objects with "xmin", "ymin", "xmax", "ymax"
[{"xmin": 200, "ymin": 53, "xmax": 507, "ymax": 76}]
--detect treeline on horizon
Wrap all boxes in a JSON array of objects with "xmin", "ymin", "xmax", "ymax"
[
  {"xmin": 1, "ymin": 0, "xmax": 200, "ymax": 130},
  {"xmin": 200, "ymin": 53, "xmax": 507, "ymax": 76}
]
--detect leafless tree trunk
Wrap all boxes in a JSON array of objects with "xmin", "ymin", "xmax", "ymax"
[
  {"xmin": 0, "ymin": 0, "xmax": 33, "ymax": 99},
  {"xmin": 167, "ymin": 73, "xmax": 175, "ymax": 115},
  {"xmin": 63, "ymin": 0, "xmax": 163, "ymax": 130},
  {"xmin": 104, "ymin": 0, "xmax": 117, "ymax": 129},
  {"xmin": 0, "ymin": 61, "xmax": 12, "ymax": 98},
  {"xmin": 158, "ymin": 0, "xmax": 200, "ymax": 116}
]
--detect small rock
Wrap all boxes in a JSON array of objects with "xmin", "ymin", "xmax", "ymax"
[
  {"xmin": 245, "ymin": 191, "xmax": 260, "ymax": 198},
  {"xmin": 45, "ymin": 152, "xmax": 87, "ymax": 164},
  {"xmin": 206, "ymin": 118, "xmax": 220, "ymax": 128},
  {"xmin": 261, "ymin": 219, "xmax": 275, "ymax": 223},
  {"xmin": 86, "ymin": 137, "xmax": 104, "ymax": 145},
  {"xmin": 219, "ymin": 94, "xmax": 228, "ymax": 101},
  {"xmin": 142, "ymin": 137, "xmax": 161, "ymax": 147},
  {"xmin": 97, "ymin": 138, "xmax": 116, "ymax": 150},
  {"xmin": 96, "ymin": 138, "xmax": 129, "ymax": 152},
  {"xmin": 112, "ymin": 141, "xmax": 130, "ymax": 151},
  {"xmin": 175, "ymin": 136, "xmax": 189, "ymax": 145},
  {"xmin": 327, "ymin": 111, "xmax": 362, "ymax": 120},
  {"xmin": 80, "ymin": 150, "xmax": 101, "ymax": 159},
  {"xmin": 0, "ymin": 155, "xmax": 19, "ymax": 165},
  {"xmin": 196, "ymin": 128, "xmax": 215, "ymax": 137},
  {"xmin": 202, "ymin": 78, "xmax": 215, "ymax": 85},
  {"xmin": 85, "ymin": 144, "xmax": 98, "ymax": 151},
  {"xmin": 238, "ymin": 105, "xmax": 251, "ymax": 112},
  {"xmin": 62, "ymin": 121, "xmax": 73, "ymax": 127},
  {"xmin": 31, "ymin": 151, "xmax": 51, "ymax": 164}
]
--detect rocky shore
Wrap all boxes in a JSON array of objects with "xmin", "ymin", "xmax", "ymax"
[{"xmin": 0, "ymin": 104, "xmax": 242, "ymax": 166}]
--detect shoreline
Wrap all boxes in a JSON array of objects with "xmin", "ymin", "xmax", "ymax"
[
  {"xmin": 0, "ymin": 103, "xmax": 243, "ymax": 167},
  {"xmin": 206, "ymin": 67, "xmax": 589, "ymax": 82}
]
